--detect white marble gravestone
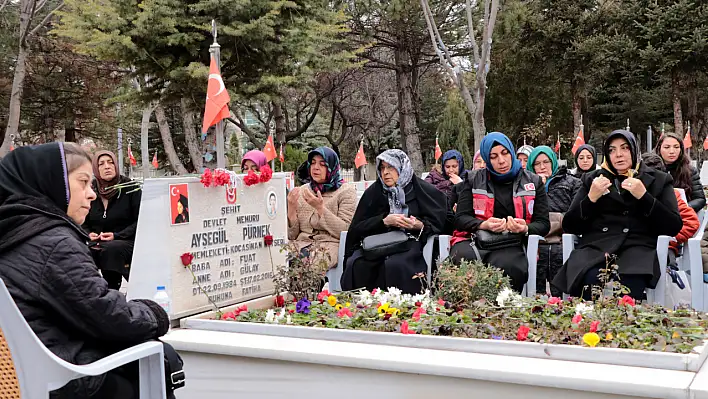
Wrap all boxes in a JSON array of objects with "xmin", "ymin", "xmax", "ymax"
[
  {"xmin": 701, "ymin": 161, "xmax": 708, "ymax": 186},
  {"xmin": 127, "ymin": 173, "xmax": 288, "ymax": 319}
]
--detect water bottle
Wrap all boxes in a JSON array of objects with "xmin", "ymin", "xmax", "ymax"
[{"xmin": 153, "ymin": 286, "xmax": 171, "ymax": 314}]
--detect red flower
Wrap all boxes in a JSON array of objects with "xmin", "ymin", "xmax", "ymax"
[
  {"xmin": 618, "ymin": 295, "xmax": 636, "ymax": 307},
  {"xmin": 437, "ymin": 299, "xmax": 446, "ymax": 306},
  {"xmin": 589, "ymin": 320, "xmax": 600, "ymax": 333},
  {"xmin": 414, "ymin": 301, "xmax": 422, "ymax": 307},
  {"xmin": 317, "ymin": 290, "xmax": 331, "ymax": 303},
  {"xmin": 288, "ymin": 309, "xmax": 295, "ymax": 314},
  {"xmin": 337, "ymin": 308, "xmax": 353, "ymax": 318},
  {"xmin": 180, "ymin": 252, "xmax": 194, "ymax": 267},
  {"xmin": 517, "ymin": 325, "xmax": 530, "ymax": 341},
  {"xmin": 400, "ymin": 321, "xmax": 416, "ymax": 335},
  {"xmin": 244, "ymin": 170, "xmax": 260, "ymax": 186},
  {"xmin": 264, "ymin": 235, "xmax": 274, "ymax": 246},
  {"xmin": 214, "ymin": 169, "xmax": 231, "ymax": 187},
  {"xmin": 200, "ymin": 168, "xmax": 213, "ymax": 187},
  {"xmin": 412, "ymin": 307, "xmax": 427, "ymax": 321},
  {"xmin": 220, "ymin": 311, "xmax": 236, "ymax": 320},
  {"xmin": 371, "ymin": 288, "xmax": 378, "ymax": 295},
  {"xmin": 259, "ymin": 164, "xmax": 273, "ymax": 183},
  {"xmin": 233, "ymin": 305, "xmax": 248, "ymax": 317},
  {"xmin": 275, "ymin": 295, "xmax": 285, "ymax": 307},
  {"xmin": 547, "ymin": 297, "xmax": 562, "ymax": 305},
  {"xmin": 572, "ymin": 314, "xmax": 583, "ymax": 324}
]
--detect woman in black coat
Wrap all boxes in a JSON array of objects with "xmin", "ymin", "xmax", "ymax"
[
  {"xmin": 656, "ymin": 132, "xmax": 706, "ymax": 213},
  {"xmin": 553, "ymin": 130, "xmax": 683, "ymax": 300},
  {"xmin": 341, "ymin": 149, "xmax": 447, "ymax": 294},
  {"xmin": 83, "ymin": 150, "xmax": 141, "ymax": 289},
  {"xmin": 0, "ymin": 143, "xmax": 170, "ymax": 398}
]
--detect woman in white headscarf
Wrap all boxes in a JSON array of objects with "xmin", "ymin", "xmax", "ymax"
[{"xmin": 341, "ymin": 149, "xmax": 447, "ymax": 294}]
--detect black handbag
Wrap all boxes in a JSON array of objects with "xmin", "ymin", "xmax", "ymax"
[
  {"xmin": 361, "ymin": 230, "xmax": 412, "ymax": 260},
  {"xmin": 474, "ymin": 230, "xmax": 524, "ymax": 251},
  {"xmin": 162, "ymin": 341, "xmax": 185, "ymax": 395}
]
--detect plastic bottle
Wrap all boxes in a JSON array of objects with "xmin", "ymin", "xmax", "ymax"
[{"xmin": 153, "ymin": 286, "xmax": 171, "ymax": 314}]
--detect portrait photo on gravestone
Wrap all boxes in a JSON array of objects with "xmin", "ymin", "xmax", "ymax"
[{"xmin": 170, "ymin": 183, "xmax": 190, "ymax": 225}]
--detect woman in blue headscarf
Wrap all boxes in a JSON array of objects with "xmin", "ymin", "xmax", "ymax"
[
  {"xmin": 287, "ymin": 147, "xmax": 357, "ymax": 274},
  {"xmin": 425, "ymin": 149, "xmax": 468, "ymax": 200},
  {"xmin": 451, "ymin": 132, "xmax": 550, "ymax": 292}
]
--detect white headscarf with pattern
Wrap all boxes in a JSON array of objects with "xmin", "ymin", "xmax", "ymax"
[{"xmin": 376, "ymin": 149, "xmax": 414, "ymax": 216}]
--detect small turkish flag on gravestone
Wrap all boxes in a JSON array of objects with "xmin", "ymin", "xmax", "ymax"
[
  {"xmin": 263, "ymin": 134, "xmax": 277, "ymax": 162},
  {"xmin": 152, "ymin": 151, "xmax": 159, "ymax": 168},
  {"xmin": 201, "ymin": 56, "xmax": 231, "ymax": 133},
  {"xmin": 355, "ymin": 142, "xmax": 367, "ymax": 169}
]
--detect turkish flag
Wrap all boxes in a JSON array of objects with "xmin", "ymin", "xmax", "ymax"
[
  {"xmin": 9, "ymin": 145, "xmax": 14, "ymax": 151},
  {"xmin": 571, "ymin": 127, "xmax": 586, "ymax": 155},
  {"xmin": 263, "ymin": 135, "xmax": 277, "ymax": 162},
  {"xmin": 434, "ymin": 138, "xmax": 442, "ymax": 161},
  {"xmin": 279, "ymin": 144, "xmax": 284, "ymax": 163},
  {"xmin": 554, "ymin": 139, "xmax": 561, "ymax": 153},
  {"xmin": 152, "ymin": 151, "xmax": 159, "ymax": 168},
  {"xmin": 684, "ymin": 128, "xmax": 693, "ymax": 149},
  {"xmin": 355, "ymin": 143, "xmax": 367, "ymax": 169},
  {"xmin": 703, "ymin": 135, "xmax": 708, "ymax": 151},
  {"xmin": 128, "ymin": 146, "xmax": 137, "ymax": 166},
  {"xmin": 201, "ymin": 56, "xmax": 231, "ymax": 133}
]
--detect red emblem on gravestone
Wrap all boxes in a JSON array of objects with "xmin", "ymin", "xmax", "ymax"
[{"xmin": 226, "ymin": 186, "xmax": 237, "ymax": 204}]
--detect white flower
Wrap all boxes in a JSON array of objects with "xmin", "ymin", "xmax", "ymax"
[
  {"xmin": 276, "ymin": 308, "xmax": 286, "ymax": 322},
  {"xmin": 265, "ymin": 309, "xmax": 276, "ymax": 323},
  {"xmin": 496, "ymin": 287, "xmax": 514, "ymax": 307},
  {"xmin": 286, "ymin": 315, "xmax": 292, "ymax": 325},
  {"xmin": 575, "ymin": 303, "xmax": 593, "ymax": 316}
]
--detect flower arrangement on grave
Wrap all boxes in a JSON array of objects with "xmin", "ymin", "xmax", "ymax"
[
  {"xmin": 227, "ymin": 257, "xmax": 708, "ymax": 354},
  {"xmin": 180, "ymin": 252, "xmax": 223, "ymax": 319},
  {"xmin": 271, "ymin": 242, "xmax": 330, "ymax": 302}
]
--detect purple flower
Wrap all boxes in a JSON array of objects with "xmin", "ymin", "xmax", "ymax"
[
  {"xmin": 296, "ymin": 298, "xmax": 311, "ymax": 314},
  {"xmin": 491, "ymin": 335, "xmax": 503, "ymax": 340}
]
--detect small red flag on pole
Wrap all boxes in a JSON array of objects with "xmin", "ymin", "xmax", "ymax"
[
  {"xmin": 151, "ymin": 151, "xmax": 159, "ymax": 168},
  {"xmin": 201, "ymin": 55, "xmax": 231, "ymax": 133},
  {"xmin": 279, "ymin": 143, "xmax": 284, "ymax": 163},
  {"xmin": 571, "ymin": 123, "xmax": 586, "ymax": 155},
  {"xmin": 127, "ymin": 146, "xmax": 137, "ymax": 166},
  {"xmin": 554, "ymin": 136, "xmax": 561, "ymax": 154},
  {"xmin": 434, "ymin": 137, "xmax": 442, "ymax": 161},
  {"xmin": 684, "ymin": 122, "xmax": 693, "ymax": 149},
  {"xmin": 355, "ymin": 141, "xmax": 367, "ymax": 169},
  {"xmin": 263, "ymin": 134, "xmax": 277, "ymax": 162}
]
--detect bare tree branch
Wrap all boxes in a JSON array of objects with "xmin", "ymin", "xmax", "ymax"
[
  {"xmin": 227, "ymin": 115, "xmax": 264, "ymax": 149},
  {"xmin": 28, "ymin": 1, "xmax": 64, "ymax": 38},
  {"xmin": 0, "ymin": 0, "xmax": 12, "ymax": 14},
  {"xmin": 466, "ymin": 0, "xmax": 481, "ymax": 66}
]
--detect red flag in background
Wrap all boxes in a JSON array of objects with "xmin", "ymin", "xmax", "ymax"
[
  {"xmin": 684, "ymin": 125, "xmax": 693, "ymax": 149},
  {"xmin": 152, "ymin": 151, "xmax": 159, "ymax": 168},
  {"xmin": 201, "ymin": 56, "xmax": 231, "ymax": 133},
  {"xmin": 554, "ymin": 139, "xmax": 561, "ymax": 153},
  {"xmin": 571, "ymin": 127, "xmax": 585, "ymax": 155},
  {"xmin": 703, "ymin": 135, "xmax": 708, "ymax": 151},
  {"xmin": 9, "ymin": 145, "xmax": 14, "ymax": 151},
  {"xmin": 279, "ymin": 143, "xmax": 285, "ymax": 163},
  {"xmin": 263, "ymin": 134, "xmax": 277, "ymax": 162},
  {"xmin": 355, "ymin": 142, "xmax": 367, "ymax": 169},
  {"xmin": 434, "ymin": 137, "xmax": 442, "ymax": 161},
  {"xmin": 128, "ymin": 146, "xmax": 137, "ymax": 166}
]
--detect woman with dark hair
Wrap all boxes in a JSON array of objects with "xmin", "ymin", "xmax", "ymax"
[
  {"xmin": 83, "ymin": 150, "xmax": 141, "ymax": 290},
  {"xmin": 341, "ymin": 149, "xmax": 447, "ymax": 293},
  {"xmin": 0, "ymin": 143, "xmax": 172, "ymax": 398},
  {"xmin": 656, "ymin": 132, "xmax": 706, "ymax": 213},
  {"xmin": 553, "ymin": 130, "xmax": 683, "ymax": 300},
  {"xmin": 174, "ymin": 194, "xmax": 189, "ymax": 223},
  {"xmin": 572, "ymin": 144, "xmax": 598, "ymax": 178}
]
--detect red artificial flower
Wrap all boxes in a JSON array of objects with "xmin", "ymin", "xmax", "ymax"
[
  {"xmin": 214, "ymin": 169, "xmax": 231, "ymax": 186},
  {"xmin": 220, "ymin": 311, "xmax": 236, "ymax": 320},
  {"xmin": 517, "ymin": 325, "xmax": 530, "ymax": 341},
  {"xmin": 233, "ymin": 305, "xmax": 248, "ymax": 317},
  {"xmin": 200, "ymin": 168, "xmax": 213, "ymax": 187},
  {"xmin": 590, "ymin": 320, "xmax": 600, "ymax": 333},
  {"xmin": 437, "ymin": 299, "xmax": 446, "ymax": 306},
  {"xmin": 288, "ymin": 309, "xmax": 295, "ymax": 314},
  {"xmin": 275, "ymin": 295, "xmax": 285, "ymax": 307},
  {"xmin": 337, "ymin": 308, "xmax": 353, "ymax": 318},
  {"xmin": 618, "ymin": 295, "xmax": 636, "ymax": 307},
  {"xmin": 383, "ymin": 313, "xmax": 392, "ymax": 321},
  {"xmin": 372, "ymin": 288, "xmax": 378, "ymax": 295},
  {"xmin": 264, "ymin": 235, "xmax": 274, "ymax": 246},
  {"xmin": 259, "ymin": 164, "xmax": 273, "ymax": 183},
  {"xmin": 572, "ymin": 314, "xmax": 583, "ymax": 325},
  {"xmin": 412, "ymin": 307, "xmax": 427, "ymax": 321},
  {"xmin": 180, "ymin": 252, "xmax": 194, "ymax": 267},
  {"xmin": 243, "ymin": 170, "xmax": 260, "ymax": 186},
  {"xmin": 400, "ymin": 321, "xmax": 416, "ymax": 335},
  {"xmin": 317, "ymin": 290, "xmax": 331, "ymax": 303},
  {"xmin": 414, "ymin": 301, "xmax": 422, "ymax": 307},
  {"xmin": 547, "ymin": 297, "xmax": 562, "ymax": 305}
]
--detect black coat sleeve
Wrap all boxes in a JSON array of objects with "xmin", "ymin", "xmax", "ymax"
[
  {"xmin": 114, "ymin": 190, "xmax": 141, "ymax": 241},
  {"xmin": 689, "ymin": 166, "xmax": 706, "ymax": 213},
  {"xmin": 528, "ymin": 175, "xmax": 550, "ymax": 237},
  {"xmin": 454, "ymin": 180, "xmax": 483, "ymax": 232},
  {"xmin": 412, "ymin": 178, "xmax": 447, "ymax": 241},
  {"xmin": 344, "ymin": 186, "xmax": 389, "ymax": 258},
  {"xmin": 638, "ymin": 174, "xmax": 683, "ymax": 237},
  {"xmin": 562, "ymin": 174, "xmax": 597, "ymax": 235},
  {"xmin": 39, "ymin": 237, "xmax": 169, "ymax": 342}
]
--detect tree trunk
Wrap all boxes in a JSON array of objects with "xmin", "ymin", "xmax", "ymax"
[
  {"xmin": 273, "ymin": 100, "xmax": 286, "ymax": 145},
  {"xmin": 140, "ymin": 105, "xmax": 152, "ymax": 177},
  {"xmin": 0, "ymin": 41, "xmax": 29, "ymax": 156},
  {"xmin": 395, "ymin": 47, "xmax": 424, "ymax": 173},
  {"xmin": 472, "ymin": 84, "xmax": 486, "ymax": 153},
  {"xmin": 181, "ymin": 98, "xmax": 203, "ymax": 172},
  {"xmin": 572, "ymin": 84, "xmax": 582, "ymax": 135},
  {"xmin": 672, "ymin": 71, "xmax": 684, "ymax": 137},
  {"xmin": 154, "ymin": 104, "xmax": 188, "ymax": 175}
]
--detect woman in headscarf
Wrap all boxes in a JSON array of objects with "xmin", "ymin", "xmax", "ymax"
[
  {"xmin": 473, "ymin": 150, "xmax": 486, "ymax": 170},
  {"xmin": 553, "ymin": 130, "xmax": 683, "ymax": 300},
  {"xmin": 516, "ymin": 144, "xmax": 534, "ymax": 169},
  {"xmin": 83, "ymin": 150, "xmax": 141, "ymax": 290},
  {"xmin": 572, "ymin": 144, "xmax": 598, "ymax": 178},
  {"xmin": 0, "ymin": 143, "xmax": 171, "ymax": 399},
  {"xmin": 287, "ymin": 147, "xmax": 357, "ymax": 273},
  {"xmin": 526, "ymin": 146, "xmax": 581, "ymax": 296},
  {"xmin": 452, "ymin": 133, "xmax": 550, "ymax": 292},
  {"xmin": 174, "ymin": 194, "xmax": 189, "ymax": 224},
  {"xmin": 241, "ymin": 149, "xmax": 268, "ymax": 172},
  {"xmin": 424, "ymin": 149, "xmax": 468, "ymax": 200},
  {"xmin": 341, "ymin": 149, "xmax": 447, "ymax": 293},
  {"xmin": 655, "ymin": 132, "xmax": 706, "ymax": 213}
]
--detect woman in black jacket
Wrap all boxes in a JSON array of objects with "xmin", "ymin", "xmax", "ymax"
[
  {"xmin": 553, "ymin": 130, "xmax": 683, "ymax": 300},
  {"xmin": 83, "ymin": 150, "xmax": 141, "ymax": 289},
  {"xmin": 656, "ymin": 132, "xmax": 706, "ymax": 213},
  {"xmin": 0, "ymin": 143, "xmax": 170, "ymax": 398},
  {"xmin": 341, "ymin": 149, "xmax": 447, "ymax": 294},
  {"xmin": 572, "ymin": 144, "xmax": 598, "ymax": 178}
]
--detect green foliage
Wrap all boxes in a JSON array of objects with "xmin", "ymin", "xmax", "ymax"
[
  {"xmin": 437, "ymin": 90, "xmax": 472, "ymax": 164},
  {"xmin": 435, "ymin": 259, "xmax": 510, "ymax": 307},
  {"xmin": 283, "ymin": 144, "xmax": 308, "ymax": 174},
  {"xmin": 273, "ymin": 243, "xmax": 329, "ymax": 301}
]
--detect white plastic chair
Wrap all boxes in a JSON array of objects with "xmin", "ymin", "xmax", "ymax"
[
  {"xmin": 684, "ymin": 211, "xmax": 708, "ymax": 311},
  {"xmin": 562, "ymin": 234, "xmax": 670, "ymax": 305},
  {"xmin": 0, "ymin": 279, "xmax": 166, "ymax": 399}
]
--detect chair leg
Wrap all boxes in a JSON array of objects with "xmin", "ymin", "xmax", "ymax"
[{"xmin": 139, "ymin": 351, "xmax": 166, "ymax": 399}]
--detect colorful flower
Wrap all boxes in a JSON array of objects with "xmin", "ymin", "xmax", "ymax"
[
  {"xmin": 572, "ymin": 314, "xmax": 583, "ymax": 325},
  {"xmin": 234, "ymin": 305, "xmax": 248, "ymax": 316},
  {"xmin": 275, "ymin": 295, "xmax": 285, "ymax": 307},
  {"xmin": 296, "ymin": 298, "xmax": 311, "ymax": 314},
  {"xmin": 605, "ymin": 332, "xmax": 613, "ymax": 340},
  {"xmin": 259, "ymin": 164, "xmax": 273, "ymax": 183},
  {"xmin": 337, "ymin": 308, "xmax": 353, "ymax": 318},
  {"xmin": 412, "ymin": 307, "xmax": 427, "ymax": 321},
  {"xmin": 327, "ymin": 295, "xmax": 338, "ymax": 306},
  {"xmin": 264, "ymin": 235, "xmax": 274, "ymax": 246},
  {"xmin": 547, "ymin": 297, "xmax": 562, "ymax": 305},
  {"xmin": 517, "ymin": 325, "xmax": 530, "ymax": 341},
  {"xmin": 575, "ymin": 302, "xmax": 593, "ymax": 316},
  {"xmin": 589, "ymin": 320, "xmax": 600, "ymax": 333},
  {"xmin": 437, "ymin": 299, "xmax": 446, "ymax": 306},
  {"xmin": 387, "ymin": 307, "xmax": 400, "ymax": 317},
  {"xmin": 180, "ymin": 252, "xmax": 194, "ymax": 267},
  {"xmin": 220, "ymin": 311, "xmax": 236, "ymax": 320},
  {"xmin": 214, "ymin": 169, "xmax": 231, "ymax": 186},
  {"xmin": 200, "ymin": 168, "xmax": 213, "ymax": 187},
  {"xmin": 672, "ymin": 331, "xmax": 680, "ymax": 339},
  {"xmin": 335, "ymin": 304, "xmax": 344, "ymax": 311},
  {"xmin": 491, "ymin": 335, "xmax": 503, "ymax": 340},
  {"xmin": 618, "ymin": 295, "xmax": 636, "ymax": 307},
  {"xmin": 400, "ymin": 321, "xmax": 416, "ymax": 335},
  {"xmin": 243, "ymin": 170, "xmax": 260, "ymax": 186},
  {"xmin": 317, "ymin": 290, "xmax": 331, "ymax": 303},
  {"xmin": 345, "ymin": 302, "xmax": 351, "ymax": 307},
  {"xmin": 377, "ymin": 303, "xmax": 390, "ymax": 314},
  {"xmin": 583, "ymin": 332, "xmax": 600, "ymax": 347}
]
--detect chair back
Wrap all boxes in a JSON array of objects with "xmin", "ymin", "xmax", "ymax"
[{"xmin": 0, "ymin": 329, "xmax": 21, "ymax": 398}]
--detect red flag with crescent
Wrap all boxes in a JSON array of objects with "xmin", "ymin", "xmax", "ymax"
[
  {"xmin": 434, "ymin": 138, "xmax": 442, "ymax": 161},
  {"xmin": 684, "ymin": 126, "xmax": 693, "ymax": 149},
  {"xmin": 571, "ymin": 127, "xmax": 585, "ymax": 155},
  {"xmin": 703, "ymin": 135, "xmax": 708, "ymax": 151},
  {"xmin": 152, "ymin": 151, "xmax": 159, "ymax": 168},
  {"xmin": 279, "ymin": 143, "xmax": 284, "ymax": 163},
  {"xmin": 554, "ymin": 139, "xmax": 561, "ymax": 153},
  {"xmin": 201, "ymin": 56, "xmax": 231, "ymax": 133},
  {"xmin": 355, "ymin": 142, "xmax": 367, "ymax": 169},
  {"xmin": 263, "ymin": 135, "xmax": 277, "ymax": 162},
  {"xmin": 128, "ymin": 146, "xmax": 137, "ymax": 166}
]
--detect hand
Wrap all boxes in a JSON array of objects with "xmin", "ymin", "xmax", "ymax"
[
  {"xmin": 448, "ymin": 173, "xmax": 463, "ymax": 185},
  {"xmin": 89, "ymin": 232, "xmax": 100, "ymax": 241},
  {"xmin": 621, "ymin": 177, "xmax": 647, "ymax": 199},
  {"xmin": 383, "ymin": 214, "xmax": 405, "ymax": 227},
  {"xmin": 287, "ymin": 187, "xmax": 300, "ymax": 211},
  {"xmin": 302, "ymin": 188, "xmax": 325, "ymax": 214},
  {"xmin": 506, "ymin": 217, "xmax": 528, "ymax": 234},
  {"xmin": 588, "ymin": 176, "xmax": 612, "ymax": 203},
  {"xmin": 453, "ymin": 203, "xmax": 457, "ymax": 213},
  {"xmin": 480, "ymin": 217, "xmax": 507, "ymax": 233},
  {"xmin": 99, "ymin": 232, "xmax": 114, "ymax": 241},
  {"xmin": 539, "ymin": 175, "xmax": 547, "ymax": 184},
  {"xmin": 400, "ymin": 216, "xmax": 424, "ymax": 230}
]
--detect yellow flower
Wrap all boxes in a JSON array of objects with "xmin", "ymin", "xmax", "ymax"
[
  {"xmin": 583, "ymin": 332, "xmax": 600, "ymax": 348},
  {"xmin": 387, "ymin": 307, "xmax": 400, "ymax": 317},
  {"xmin": 605, "ymin": 332, "xmax": 614, "ymax": 341},
  {"xmin": 378, "ymin": 303, "xmax": 390, "ymax": 314},
  {"xmin": 335, "ymin": 304, "xmax": 343, "ymax": 310},
  {"xmin": 345, "ymin": 302, "xmax": 351, "ymax": 307},
  {"xmin": 672, "ymin": 331, "xmax": 680, "ymax": 339},
  {"xmin": 327, "ymin": 295, "xmax": 337, "ymax": 306}
]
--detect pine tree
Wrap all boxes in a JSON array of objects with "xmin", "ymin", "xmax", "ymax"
[{"xmin": 437, "ymin": 90, "xmax": 472, "ymax": 167}]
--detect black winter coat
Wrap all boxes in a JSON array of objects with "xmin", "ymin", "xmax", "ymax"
[
  {"xmin": 83, "ymin": 179, "xmax": 141, "ymax": 240},
  {"xmin": 552, "ymin": 165, "xmax": 683, "ymax": 295},
  {"xmin": 0, "ymin": 196, "xmax": 169, "ymax": 398},
  {"xmin": 687, "ymin": 165, "xmax": 706, "ymax": 213},
  {"xmin": 546, "ymin": 167, "xmax": 582, "ymax": 213}
]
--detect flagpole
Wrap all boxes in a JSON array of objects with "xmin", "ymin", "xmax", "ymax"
[
  {"xmin": 647, "ymin": 125, "xmax": 653, "ymax": 152},
  {"xmin": 687, "ymin": 121, "xmax": 692, "ymax": 158},
  {"xmin": 127, "ymin": 138, "xmax": 134, "ymax": 179},
  {"xmin": 210, "ymin": 20, "xmax": 226, "ymax": 169}
]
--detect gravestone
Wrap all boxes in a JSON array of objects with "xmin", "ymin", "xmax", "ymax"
[
  {"xmin": 701, "ymin": 161, "xmax": 708, "ymax": 186},
  {"xmin": 127, "ymin": 173, "xmax": 288, "ymax": 319}
]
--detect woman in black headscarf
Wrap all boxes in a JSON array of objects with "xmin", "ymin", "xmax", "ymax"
[
  {"xmin": 0, "ymin": 143, "xmax": 171, "ymax": 398},
  {"xmin": 553, "ymin": 130, "xmax": 683, "ymax": 300},
  {"xmin": 572, "ymin": 144, "xmax": 598, "ymax": 178},
  {"xmin": 174, "ymin": 194, "xmax": 189, "ymax": 224}
]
